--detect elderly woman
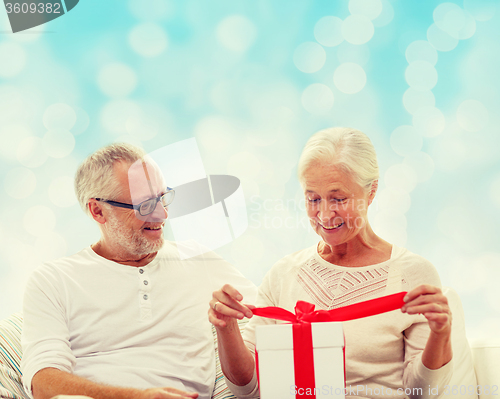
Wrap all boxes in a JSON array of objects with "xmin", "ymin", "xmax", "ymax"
[{"xmin": 209, "ymin": 127, "xmax": 453, "ymax": 398}]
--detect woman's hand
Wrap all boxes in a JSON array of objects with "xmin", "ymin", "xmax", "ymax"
[
  {"xmin": 402, "ymin": 284, "xmax": 453, "ymax": 369},
  {"xmin": 208, "ymin": 285, "xmax": 257, "ymax": 386},
  {"xmin": 209, "ymin": 284, "xmax": 255, "ymax": 329},
  {"xmin": 401, "ymin": 284, "xmax": 452, "ymax": 335}
]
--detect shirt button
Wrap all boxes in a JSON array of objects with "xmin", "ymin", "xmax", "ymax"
[
  {"xmin": 139, "ymin": 269, "xmax": 144, "ymax": 274},
  {"xmin": 143, "ymin": 294, "xmax": 148, "ymax": 300},
  {"xmin": 143, "ymin": 280, "xmax": 148, "ymax": 285}
]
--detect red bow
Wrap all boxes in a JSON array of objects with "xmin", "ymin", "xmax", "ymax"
[{"xmin": 253, "ymin": 292, "xmax": 407, "ymax": 399}]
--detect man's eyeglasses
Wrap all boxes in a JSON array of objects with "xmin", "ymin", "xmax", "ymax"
[{"xmin": 95, "ymin": 188, "xmax": 175, "ymax": 216}]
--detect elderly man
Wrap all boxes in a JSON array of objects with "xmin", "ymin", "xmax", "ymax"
[{"xmin": 21, "ymin": 143, "xmax": 256, "ymax": 399}]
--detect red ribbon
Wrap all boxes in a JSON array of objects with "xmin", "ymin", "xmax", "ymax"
[{"xmin": 253, "ymin": 291, "xmax": 407, "ymax": 399}]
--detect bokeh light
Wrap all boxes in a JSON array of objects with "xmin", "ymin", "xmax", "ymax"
[
  {"xmin": 432, "ymin": 3, "xmax": 476, "ymax": 40},
  {"xmin": 403, "ymin": 88, "xmax": 436, "ymax": 115},
  {"xmin": 97, "ymin": 63, "xmax": 137, "ymax": 98},
  {"xmin": 16, "ymin": 137, "xmax": 48, "ymax": 168},
  {"xmin": 125, "ymin": 114, "xmax": 158, "ymax": 141},
  {"xmin": 427, "ymin": 23, "xmax": 459, "ymax": 52},
  {"xmin": 128, "ymin": 0, "xmax": 173, "ymax": 21},
  {"xmin": 337, "ymin": 42, "xmax": 370, "ymax": 66},
  {"xmin": 348, "ymin": 0, "xmax": 382, "ymax": 20},
  {"xmin": 0, "ymin": 86, "xmax": 22, "ymax": 124},
  {"xmin": 456, "ymin": 11, "xmax": 476, "ymax": 40},
  {"xmin": 463, "ymin": 0, "xmax": 496, "ymax": 22},
  {"xmin": 0, "ymin": 42, "xmax": 26, "ymax": 78},
  {"xmin": 405, "ymin": 61, "xmax": 438, "ymax": 91},
  {"xmin": 0, "ymin": 124, "xmax": 32, "ymax": 161},
  {"xmin": 43, "ymin": 103, "xmax": 77, "ymax": 131},
  {"xmin": 101, "ymin": 100, "xmax": 141, "ymax": 135},
  {"xmin": 429, "ymin": 134, "xmax": 468, "ymax": 171},
  {"xmin": 341, "ymin": 15, "xmax": 375, "ymax": 45},
  {"xmin": 301, "ymin": 84, "xmax": 334, "ymax": 115},
  {"xmin": 405, "ymin": 40, "xmax": 438, "ymax": 65},
  {"xmin": 390, "ymin": 125, "xmax": 423, "ymax": 156},
  {"xmin": 4, "ymin": 168, "xmax": 36, "ymax": 199},
  {"xmin": 490, "ymin": 174, "xmax": 500, "ymax": 209},
  {"xmin": 456, "ymin": 99, "xmax": 489, "ymax": 132},
  {"xmin": 72, "ymin": 107, "xmax": 90, "ymax": 136},
  {"xmin": 372, "ymin": 0, "xmax": 394, "ymax": 27},
  {"xmin": 412, "ymin": 106, "xmax": 445, "ymax": 137},
  {"xmin": 23, "ymin": 205, "xmax": 56, "ymax": 237},
  {"xmin": 293, "ymin": 42, "xmax": 326, "ymax": 73},
  {"xmin": 227, "ymin": 151, "xmax": 261, "ymax": 180},
  {"xmin": 194, "ymin": 116, "xmax": 237, "ymax": 155},
  {"xmin": 333, "ymin": 62, "xmax": 366, "ymax": 94},
  {"xmin": 216, "ymin": 15, "xmax": 257, "ymax": 52},
  {"xmin": 48, "ymin": 176, "xmax": 78, "ymax": 208},
  {"xmin": 314, "ymin": 16, "xmax": 344, "ymax": 47},
  {"xmin": 43, "ymin": 129, "xmax": 76, "ymax": 158},
  {"xmin": 129, "ymin": 23, "xmax": 168, "ymax": 57},
  {"xmin": 433, "ymin": 3, "xmax": 464, "ymax": 35},
  {"xmin": 384, "ymin": 164, "xmax": 417, "ymax": 193},
  {"xmin": 403, "ymin": 151, "xmax": 435, "ymax": 182},
  {"xmin": 377, "ymin": 188, "xmax": 411, "ymax": 214}
]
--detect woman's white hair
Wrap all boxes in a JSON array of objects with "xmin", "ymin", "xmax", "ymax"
[
  {"xmin": 297, "ymin": 127, "xmax": 379, "ymax": 190},
  {"xmin": 75, "ymin": 143, "xmax": 146, "ymax": 215}
]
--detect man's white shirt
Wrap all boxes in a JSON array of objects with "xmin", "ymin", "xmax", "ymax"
[{"xmin": 21, "ymin": 241, "xmax": 257, "ymax": 399}]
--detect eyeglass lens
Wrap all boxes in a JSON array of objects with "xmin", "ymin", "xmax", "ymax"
[{"xmin": 139, "ymin": 192, "xmax": 174, "ymax": 216}]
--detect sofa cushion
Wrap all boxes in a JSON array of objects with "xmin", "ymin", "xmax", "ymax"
[
  {"xmin": 443, "ymin": 287, "xmax": 478, "ymax": 398},
  {"xmin": 0, "ymin": 312, "xmax": 242, "ymax": 399},
  {"xmin": 0, "ymin": 312, "xmax": 30, "ymax": 399},
  {"xmin": 211, "ymin": 319, "xmax": 248, "ymax": 399},
  {"xmin": 470, "ymin": 340, "xmax": 500, "ymax": 398}
]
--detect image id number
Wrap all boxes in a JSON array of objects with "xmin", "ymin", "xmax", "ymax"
[
  {"xmin": 443, "ymin": 385, "xmax": 498, "ymax": 396},
  {"xmin": 5, "ymin": 3, "xmax": 61, "ymax": 14}
]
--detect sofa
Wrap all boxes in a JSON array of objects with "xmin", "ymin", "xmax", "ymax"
[{"xmin": 0, "ymin": 287, "xmax": 498, "ymax": 399}]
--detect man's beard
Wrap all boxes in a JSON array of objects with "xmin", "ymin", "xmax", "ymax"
[{"xmin": 106, "ymin": 212, "xmax": 164, "ymax": 256}]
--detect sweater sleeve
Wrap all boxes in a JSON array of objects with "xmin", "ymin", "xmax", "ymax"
[
  {"xmin": 401, "ymin": 255, "xmax": 453, "ymax": 398},
  {"xmin": 21, "ymin": 266, "xmax": 76, "ymax": 396}
]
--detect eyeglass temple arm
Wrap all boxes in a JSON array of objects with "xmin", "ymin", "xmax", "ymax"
[{"xmin": 141, "ymin": 160, "xmax": 155, "ymax": 197}]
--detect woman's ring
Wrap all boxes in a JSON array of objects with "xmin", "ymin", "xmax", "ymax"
[{"xmin": 213, "ymin": 301, "xmax": 220, "ymax": 312}]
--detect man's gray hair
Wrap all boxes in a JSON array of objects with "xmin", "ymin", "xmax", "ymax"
[
  {"xmin": 297, "ymin": 127, "xmax": 379, "ymax": 191},
  {"xmin": 75, "ymin": 143, "xmax": 146, "ymax": 215}
]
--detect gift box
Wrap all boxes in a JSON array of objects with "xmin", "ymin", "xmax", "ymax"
[
  {"xmin": 256, "ymin": 321, "xmax": 345, "ymax": 399},
  {"xmin": 252, "ymin": 292, "xmax": 408, "ymax": 399}
]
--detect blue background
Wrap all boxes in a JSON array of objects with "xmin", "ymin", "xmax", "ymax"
[{"xmin": 0, "ymin": 0, "xmax": 499, "ymax": 341}]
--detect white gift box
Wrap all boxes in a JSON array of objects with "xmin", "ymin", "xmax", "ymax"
[{"xmin": 256, "ymin": 322, "xmax": 345, "ymax": 398}]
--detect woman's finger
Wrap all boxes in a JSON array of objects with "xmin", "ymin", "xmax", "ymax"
[
  {"xmin": 211, "ymin": 289, "xmax": 254, "ymax": 318},
  {"xmin": 404, "ymin": 284, "xmax": 441, "ymax": 303},
  {"xmin": 220, "ymin": 283, "xmax": 244, "ymax": 301},
  {"xmin": 403, "ymin": 302, "xmax": 448, "ymax": 315},
  {"xmin": 402, "ymin": 292, "xmax": 448, "ymax": 313}
]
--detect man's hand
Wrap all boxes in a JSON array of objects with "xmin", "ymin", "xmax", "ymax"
[{"xmin": 142, "ymin": 387, "xmax": 198, "ymax": 399}]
